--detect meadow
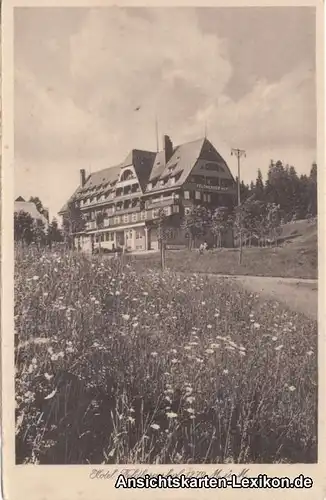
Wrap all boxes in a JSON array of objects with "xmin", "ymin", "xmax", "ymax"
[{"xmin": 15, "ymin": 245, "xmax": 317, "ymax": 464}]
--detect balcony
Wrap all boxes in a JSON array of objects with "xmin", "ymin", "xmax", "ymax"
[{"xmin": 146, "ymin": 196, "xmax": 180, "ymax": 210}]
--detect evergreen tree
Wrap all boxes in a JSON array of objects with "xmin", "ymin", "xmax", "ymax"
[{"xmin": 255, "ymin": 169, "xmax": 264, "ymax": 199}]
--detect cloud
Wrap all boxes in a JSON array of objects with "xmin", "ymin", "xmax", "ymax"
[{"xmin": 14, "ymin": 7, "xmax": 316, "ymax": 217}]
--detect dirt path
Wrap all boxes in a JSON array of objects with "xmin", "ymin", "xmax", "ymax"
[
  {"xmin": 178, "ymin": 272, "xmax": 318, "ymax": 321},
  {"xmin": 227, "ymin": 275, "xmax": 318, "ymax": 321}
]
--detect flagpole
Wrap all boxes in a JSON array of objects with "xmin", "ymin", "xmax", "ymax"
[{"xmin": 155, "ymin": 115, "xmax": 159, "ymax": 152}]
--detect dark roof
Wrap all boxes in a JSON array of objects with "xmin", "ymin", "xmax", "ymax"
[
  {"xmin": 59, "ymin": 137, "xmax": 234, "ymax": 213},
  {"xmin": 148, "ymin": 138, "xmax": 206, "ymax": 191}
]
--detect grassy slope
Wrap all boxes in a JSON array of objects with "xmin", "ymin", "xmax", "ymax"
[
  {"xmin": 15, "ymin": 247, "xmax": 317, "ymax": 464},
  {"xmin": 129, "ymin": 220, "xmax": 318, "ymax": 279}
]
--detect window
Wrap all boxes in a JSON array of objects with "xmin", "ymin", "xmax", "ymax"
[
  {"xmin": 173, "ymin": 205, "xmax": 180, "ymax": 213},
  {"xmin": 152, "ymin": 209, "xmax": 159, "ymax": 218},
  {"xmin": 114, "ymin": 216, "xmax": 120, "ymax": 225},
  {"xmin": 141, "ymin": 211, "xmax": 146, "ymax": 220},
  {"xmin": 123, "ymin": 215, "xmax": 129, "ymax": 223},
  {"xmin": 132, "ymin": 213, "xmax": 137, "ymax": 222},
  {"xmin": 185, "ymin": 207, "xmax": 191, "ymax": 215},
  {"xmin": 147, "ymin": 183, "xmax": 152, "ymax": 190},
  {"xmin": 105, "ymin": 233, "xmax": 110, "ymax": 241},
  {"xmin": 195, "ymin": 191, "xmax": 201, "ymax": 200},
  {"xmin": 203, "ymin": 193, "xmax": 212, "ymax": 203},
  {"xmin": 120, "ymin": 169, "xmax": 135, "ymax": 182},
  {"xmin": 170, "ymin": 177, "xmax": 176, "ymax": 185},
  {"xmin": 184, "ymin": 191, "xmax": 190, "ymax": 200}
]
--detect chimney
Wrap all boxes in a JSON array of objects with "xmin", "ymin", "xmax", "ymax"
[
  {"xmin": 80, "ymin": 169, "xmax": 86, "ymax": 187},
  {"xmin": 163, "ymin": 135, "xmax": 173, "ymax": 164}
]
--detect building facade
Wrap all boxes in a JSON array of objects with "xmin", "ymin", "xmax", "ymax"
[
  {"xmin": 59, "ymin": 136, "xmax": 237, "ymax": 252},
  {"xmin": 15, "ymin": 197, "xmax": 50, "ymax": 230}
]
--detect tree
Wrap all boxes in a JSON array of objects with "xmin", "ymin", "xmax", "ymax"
[
  {"xmin": 255, "ymin": 169, "xmax": 264, "ymax": 200},
  {"xmin": 307, "ymin": 162, "xmax": 317, "ymax": 217},
  {"xmin": 48, "ymin": 218, "xmax": 63, "ymax": 248},
  {"xmin": 211, "ymin": 207, "xmax": 233, "ymax": 248},
  {"xmin": 62, "ymin": 200, "xmax": 86, "ymax": 250},
  {"xmin": 29, "ymin": 197, "xmax": 47, "ymax": 217},
  {"xmin": 14, "ymin": 211, "xmax": 34, "ymax": 245},
  {"xmin": 154, "ymin": 208, "xmax": 174, "ymax": 271},
  {"xmin": 181, "ymin": 205, "xmax": 211, "ymax": 250}
]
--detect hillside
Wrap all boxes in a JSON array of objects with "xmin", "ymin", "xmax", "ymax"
[{"xmin": 130, "ymin": 219, "xmax": 318, "ymax": 279}]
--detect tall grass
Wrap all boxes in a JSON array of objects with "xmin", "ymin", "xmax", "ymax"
[{"xmin": 15, "ymin": 245, "xmax": 317, "ymax": 464}]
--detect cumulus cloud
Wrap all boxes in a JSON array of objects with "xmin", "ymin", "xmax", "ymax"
[{"xmin": 14, "ymin": 7, "xmax": 316, "ymax": 216}]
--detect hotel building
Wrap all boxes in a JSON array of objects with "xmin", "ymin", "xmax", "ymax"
[{"xmin": 59, "ymin": 136, "xmax": 237, "ymax": 252}]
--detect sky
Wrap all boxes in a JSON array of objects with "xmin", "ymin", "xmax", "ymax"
[{"xmin": 14, "ymin": 7, "xmax": 316, "ymax": 219}]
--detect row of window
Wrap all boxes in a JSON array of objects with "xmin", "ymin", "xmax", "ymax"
[
  {"xmin": 95, "ymin": 229, "xmax": 144, "ymax": 243},
  {"xmin": 147, "ymin": 172, "xmax": 182, "ymax": 191},
  {"xmin": 184, "ymin": 191, "xmax": 212, "ymax": 202},
  {"xmin": 78, "ymin": 184, "xmax": 140, "ymax": 207}
]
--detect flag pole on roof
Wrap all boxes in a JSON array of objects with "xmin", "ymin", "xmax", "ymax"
[
  {"xmin": 204, "ymin": 121, "xmax": 207, "ymax": 139},
  {"xmin": 155, "ymin": 114, "xmax": 159, "ymax": 153}
]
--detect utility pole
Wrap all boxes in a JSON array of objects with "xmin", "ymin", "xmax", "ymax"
[{"xmin": 231, "ymin": 148, "xmax": 246, "ymax": 264}]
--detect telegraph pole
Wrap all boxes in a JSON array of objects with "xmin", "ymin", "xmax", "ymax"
[{"xmin": 231, "ymin": 148, "xmax": 246, "ymax": 263}]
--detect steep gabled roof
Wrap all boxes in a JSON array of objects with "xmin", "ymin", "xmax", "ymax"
[
  {"xmin": 129, "ymin": 149, "xmax": 157, "ymax": 191},
  {"xmin": 147, "ymin": 138, "xmax": 206, "ymax": 191},
  {"xmin": 82, "ymin": 165, "xmax": 121, "ymax": 191}
]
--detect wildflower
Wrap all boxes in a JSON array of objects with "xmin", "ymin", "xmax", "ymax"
[
  {"xmin": 44, "ymin": 373, "xmax": 53, "ymax": 381},
  {"xmin": 184, "ymin": 346, "xmax": 191, "ymax": 350},
  {"xmin": 166, "ymin": 411, "xmax": 178, "ymax": 419},
  {"xmin": 201, "ymin": 301, "xmax": 206, "ymax": 306},
  {"xmin": 288, "ymin": 386, "xmax": 296, "ymax": 392},
  {"xmin": 44, "ymin": 388, "xmax": 57, "ymax": 400},
  {"xmin": 171, "ymin": 358, "xmax": 178, "ymax": 364},
  {"xmin": 186, "ymin": 407, "xmax": 195, "ymax": 414},
  {"xmin": 223, "ymin": 369, "xmax": 229, "ymax": 374},
  {"xmin": 205, "ymin": 348, "xmax": 214, "ymax": 354},
  {"xmin": 185, "ymin": 386, "xmax": 193, "ymax": 395},
  {"xmin": 196, "ymin": 358, "xmax": 204, "ymax": 363},
  {"xmin": 186, "ymin": 396, "xmax": 195, "ymax": 404},
  {"xmin": 249, "ymin": 313, "xmax": 254, "ymax": 318},
  {"xmin": 151, "ymin": 352, "xmax": 158, "ymax": 357},
  {"xmin": 214, "ymin": 313, "xmax": 220, "ymax": 318},
  {"xmin": 275, "ymin": 345, "xmax": 284, "ymax": 351},
  {"xmin": 207, "ymin": 324, "xmax": 213, "ymax": 329},
  {"xmin": 307, "ymin": 350, "xmax": 314, "ymax": 356},
  {"xmin": 122, "ymin": 314, "xmax": 130, "ymax": 321},
  {"xmin": 143, "ymin": 291, "xmax": 149, "ymax": 296},
  {"xmin": 115, "ymin": 291, "xmax": 120, "ymax": 296},
  {"xmin": 150, "ymin": 423, "xmax": 160, "ymax": 430},
  {"xmin": 128, "ymin": 416, "xmax": 135, "ymax": 424},
  {"xmin": 132, "ymin": 323, "xmax": 139, "ymax": 328},
  {"xmin": 272, "ymin": 336, "xmax": 278, "ymax": 341},
  {"xmin": 253, "ymin": 322, "xmax": 261, "ymax": 329},
  {"xmin": 32, "ymin": 276, "xmax": 40, "ymax": 281}
]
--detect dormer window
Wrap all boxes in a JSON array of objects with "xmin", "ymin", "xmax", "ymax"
[{"xmin": 120, "ymin": 169, "xmax": 135, "ymax": 182}]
